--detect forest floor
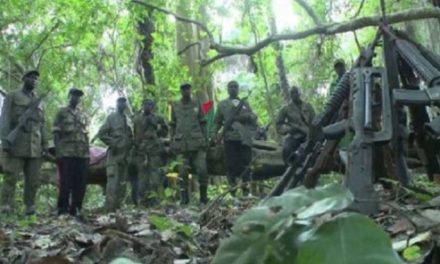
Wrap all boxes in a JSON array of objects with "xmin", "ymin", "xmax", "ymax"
[{"xmin": 1, "ymin": 176, "xmax": 440, "ymax": 264}]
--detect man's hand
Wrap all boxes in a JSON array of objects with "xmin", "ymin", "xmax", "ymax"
[
  {"xmin": 1, "ymin": 141, "xmax": 11, "ymax": 154},
  {"xmin": 2, "ymin": 146, "xmax": 10, "ymax": 154},
  {"xmin": 234, "ymin": 113, "xmax": 251, "ymax": 122}
]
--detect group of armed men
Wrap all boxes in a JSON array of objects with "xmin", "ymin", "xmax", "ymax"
[{"xmin": 0, "ymin": 59, "xmax": 347, "ymax": 217}]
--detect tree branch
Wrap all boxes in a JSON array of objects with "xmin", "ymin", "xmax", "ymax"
[
  {"xmin": 177, "ymin": 41, "xmax": 202, "ymax": 55},
  {"xmin": 351, "ymin": 0, "xmax": 366, "ymax": 19},
  {"xmin": 132, "ymin": 3, "xmax": 440, "ymax": 67},
  {"xmin": 25, "ymin": 21, "xmax": 61, "ymax": 62},
  {"xmin": 0, "ymin": 68, "xmax": 21, "ymax": 82},
  {"xmin": 205, "ymin": 7, "xmax": 440, "ymax": 66},
  {"xmin": 294, "ymin": 0, "xmax": 321, "ymax": 25},
  {"xmin": 131, "ymin": 0, "xmax": 214, "ymax": 44}
]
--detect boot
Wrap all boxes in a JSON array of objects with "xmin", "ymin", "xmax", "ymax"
[
  {"xmin": 180, "ymin": 190, "xmax": 190, "ymax": 205},
  {"xmin": 200, "ymin": 185, "xmax": 208, "ymax": 204}
]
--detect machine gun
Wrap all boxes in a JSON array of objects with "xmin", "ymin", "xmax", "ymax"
[
  {"xmin": 268, "ymin": 30, "xmax": 383, "ymax": 199},
  {"xmin": 5, "ymin": 91, "xmax": 49, "ymax": 148},
  {"xmin": 270, "ymin": 25, "xmax": 440, "ymax": 214}
]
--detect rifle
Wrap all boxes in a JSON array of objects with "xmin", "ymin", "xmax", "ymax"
[
  {"xmin": 217, "ymin": 90, "xmax": 253, "ymax": 142},
  {"xmin": 5, "ymin": 91, "xmax": 49, "ymax": 147}
]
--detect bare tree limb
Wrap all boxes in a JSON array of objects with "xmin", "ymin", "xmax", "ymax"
[
  {"xmin": 132, "ymin": 3, "xmax": 440, "ymax": 67},
  {"xmin": 0, "ymin": 68, "xmax": 20, "ymax": 82},
  {"xmin": 204, "ymin": 7, "xmax": 440, "ymax": 66},
  {"xmin": 351, "ymin": 0, "xmax": 366, "ymax": 19},
  {"xmin": 178, "ymin": 41, "xmax": 202, "ymax": 55},
  {"xmin": 25, "ymin": 21, "xmax": 61, "ymax": 62},
  {"xmin": 294, "ymin": 0, "xmax": 321, "ymax": 25},
  {"xmin": 132, "ymin": 0, "xmax": 214, "ymax": 44}
]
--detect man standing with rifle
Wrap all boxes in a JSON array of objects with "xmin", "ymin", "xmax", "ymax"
[
  {"xmin": 132, "ymin": 99, "xmax": 168, "ymax": 206},
  {"xmin": 214, "ymin": 80, "xmax": 257, "ymax": 196},
  {"xmin": 96, "ymin": 97, "xmax": 133, "ymax": 211},
  {"xmin": 276, "ymin": 86, "xmax": 315, "ymax": 164},
  {"xmin": 53, "ymin": 88, "xmax": 89, "ymax": 217},
  {"xmin": 170, "ymin": 83, "xmax": 209, "ymax": 205},
  {"xmin": 0, "ymin": 70, "xmax": 48, "ymax": 215}
]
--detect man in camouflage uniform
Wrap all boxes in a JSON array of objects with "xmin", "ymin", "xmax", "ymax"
[
  {"xmin": 97, "ymin": 97, "xmax": 133, "ymax": 211},
  {"xmin": 0, "ymin": 70, "xmax": 47, "ymax": 215},
  {"xmin": 53, "ymin": 88, "xmax": 89, "ymax": 216},
  {"xmin": 170, "ymin": 83, "xmax": 208, "ymax": 204},
  {"xmin": 276, "ymin": 86, "xmax": 315, "ymax": 164},
  {"xmin": 214, "ymin": 80, "xmax": 257, "ymax": 196},
  {"xmin": 133, "ymin": 99, "xmax": 168, "ymax": 206}
]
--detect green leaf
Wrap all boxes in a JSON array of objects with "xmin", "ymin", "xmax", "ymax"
[
  {"xmin": 149, "ymin": 215, "xmax": 174, "ymax": 231},
  {"xmin": 403, "ymin": 245, "xmax": 422, "ymax": 262},
  {"xmin": 295, "ymin": 213, "xmax": 404, "ymax": 264}
]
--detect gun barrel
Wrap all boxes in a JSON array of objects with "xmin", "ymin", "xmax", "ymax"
[{"xmin": 395, "ymin": 39, "xmax": 440, "ymax": 87}]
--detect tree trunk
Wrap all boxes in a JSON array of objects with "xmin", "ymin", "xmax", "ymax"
[
  {"xmin": 268, "ymin": 14, "xmax": 289, "ymax": 102},
  {"xmin": 175, "ymin": 0, "xmax": 211, "ymax": 102},
  {"xmin": 137, "ymin": 12, "xmax": 155, "ymax": 85}
]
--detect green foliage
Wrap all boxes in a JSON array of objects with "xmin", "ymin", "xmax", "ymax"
[
  {"xmin": 213, "ymin": 184, "xmax": 403, "ymax": 264},
  {"xmin": 149, "ymin": 214, "xmax": 194, "ymax": 237},
  {"xmin": 403, "ymin": 245, "xmax": 422, "ymax": 262}
]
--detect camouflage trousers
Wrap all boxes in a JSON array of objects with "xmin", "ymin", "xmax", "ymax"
[
  {"xmin": 178, "ymin": 150, "xmax": 208, "ymax": 193},
  {"xmin": 1, "ymin": 156, "xmax": 41, "ymax": 212},
  {"xmin": 135, "ymin": 154, "xmax": 163, "ymax": 206},
  {"xmin": 105, "ymin": 162, "xmax": 128, "ymax": 211}
]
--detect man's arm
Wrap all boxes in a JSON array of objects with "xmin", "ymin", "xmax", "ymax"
[
  {"xmin": 275, "ymin": 107, "xmax": 290, "ymax": 135},
  {"xmin": 213, "ymin": 102, "xmax": 224, "ymax": 137},
  {"xmin": 96, "ymin": 115, "xmax": 113, "ymax": 146},
  {"xmin": 169, "ymin": 103, "xmax": 176, "ymax": 138},
  {"xmin": 234, "ymin": 100, "xmax": 256, "ymax": 123},
  {"xmin": 309, "ymin": 104, "xmax": 316, "ymax": 123},
  {"xmin": 196, "ymin": 103, "xmax": 208, "ymax": 139},
  {"xmin": 41, "ymin": 105, "xmax": 48, "ymax": 152},
  {"xmin": 52, "ymin": 109, "xmax": 63, "ymax": 148},
  {"xmin": 158, "ymin": 115, "xmax": 169, "ymax": 138},
  {"xmin": 0, "ymin": 93, "xmax": 12, "ymax": 150}
]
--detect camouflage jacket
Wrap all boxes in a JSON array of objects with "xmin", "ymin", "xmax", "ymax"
[
  {"xmin": 214, "ymin": 98, "xmax": 256, "ymax": 146},
  {"xmin": 133, "ymin": 112, "xmax": 168, "ymax": 155},
  {"xmin": 0, "ymin": 88, "xmax": 47, "ymax": 158},
  {"xmin": 276, "ymin": 101, "xmax": 315, "ymax": 139},
  {"xmin": 97, "ymin": 112, "xmax": 133, "ymax": 165},
  {"xmin": 170, "ymin": 99, "xmax": 207, "ymax": 152},
  {"xmin": 53, "ymin": 106, "xmax": 89, "ymax": 158}
]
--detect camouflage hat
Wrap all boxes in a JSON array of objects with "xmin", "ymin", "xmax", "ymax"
[
  {"xmin": 22, "ymin": 70, "xmax": 40, "ymax": 80},
  {"xmin": 333, "ymin": 59, "xmax": 345, "ymax": 67},
  {"xmin": 68, "ymin": 88, "xmax": 84, "ymax": 97}
]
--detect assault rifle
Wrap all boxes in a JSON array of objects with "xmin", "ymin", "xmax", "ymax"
[
  {"xmin": 5, "ymin": 91, "xmax": 49, "ymax": 147},
  {"xmin": 217, "ymin": 90, "xmax": 253, "ymax": 142}
]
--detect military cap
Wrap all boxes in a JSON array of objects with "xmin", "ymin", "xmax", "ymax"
[
  {"xmin": 333, "ymin": 59, "xmax": 345, "ymax": 67},
  {"xmin": 227, "ymin": 80, "xmax": 239, "ymax": 88},
  {"xmin": 22, "ymin": 70, "xmax": 40, "ymax": 80},
  {"xmin": 68, "ymin": 88, "xmax": 84, "ymax": 96},
  {"xmin": 142, "ymin": 98, "xmax": 155, "ymax": 106},
  {"xmin": 116, "ymin": 97, "xmax": 127, "ymax": 103},
  {"xmin": 180, "ymin": 83, "xmax": 192, "ymax": 90}
]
